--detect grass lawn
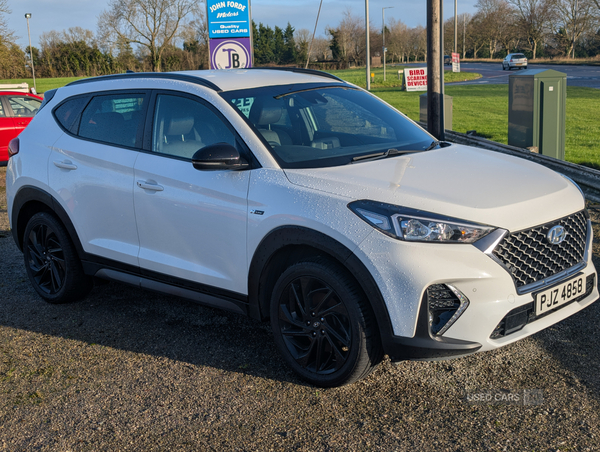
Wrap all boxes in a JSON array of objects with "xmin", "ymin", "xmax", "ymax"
[
  {"xmin": 369, "ymin": 84, "xmax": 600, "ymax": 169},
  {"xmin": 0, "ymin": 77, "xmax": 83, "ymax": 94},
  {"xmin": 329, "ymin": 66, "xmax": 480, "ymax": 88}
]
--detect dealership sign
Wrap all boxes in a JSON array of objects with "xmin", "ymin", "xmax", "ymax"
[
  {"xmin": 210, "ymin": 38, "xmax": 252, "ymax": 69},
  {"xmin": 207, "ymin": 1, "xmax": 251, "ymax": 39},
  {"xmin": 207, "ymin": 0, "xmax": 253, "ymax": 69},
  {"xmin": 404, "ymin": 68, "xmax": 428, "ymax": 91}
]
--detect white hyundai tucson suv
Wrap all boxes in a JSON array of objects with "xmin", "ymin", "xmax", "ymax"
[{"xmin": 5, "ymin": 68, "xmax": 598, "ymax": 387}]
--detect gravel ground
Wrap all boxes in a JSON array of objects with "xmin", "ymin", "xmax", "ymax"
[{"xmin": 1, "ymin": 166, "xmax": 600, "ymax": 451}]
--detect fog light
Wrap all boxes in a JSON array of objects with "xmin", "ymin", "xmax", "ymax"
[{"xmin": 427, "ymin": 284, "xmax": 470, "ymax": 336}]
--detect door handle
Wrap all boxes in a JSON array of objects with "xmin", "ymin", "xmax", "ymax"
[
  {"xmin": 137, "ymin": 180, "xmax": 164, "ymax": 191},
  {"xmin": 53, "ymin": 160, "xmax": 78, "ymax": 170}
]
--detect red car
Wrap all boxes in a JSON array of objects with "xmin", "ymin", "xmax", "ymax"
[{"xmin": 0, "ymin": 91, "xmax": 43, "ymax": 166}]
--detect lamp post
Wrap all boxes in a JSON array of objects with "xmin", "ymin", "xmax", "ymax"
[
  {"xmin": 24, "ymin": 13, "xmax": 36, "ymax": 93},
  {"xmin": 382, "ymin": 6, "xmax": 393, "ymax": 81},
  {"xmin": 365, "ymin": 0, "xmax": 370, "ymax": 90}
]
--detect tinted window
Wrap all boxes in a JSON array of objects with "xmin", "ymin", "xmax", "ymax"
[
  {"xmin": 152, "ymin": 94, "xmax": 236, "ymax": 159},
  {"xmin": 7, "ymin": 95, "xmax": 42, "ymax": 117},
  {"xmin": 54, "ymin": 96, "xmax": 89, "ymax": 133},
  {"xmin": 79, "ymin": 93, "xmax": 146, "ymax": 148}
]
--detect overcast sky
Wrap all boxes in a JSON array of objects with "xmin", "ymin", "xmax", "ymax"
[{"xmin": 8, "ymin": 0, "xmax": 479, "ymax": 49}]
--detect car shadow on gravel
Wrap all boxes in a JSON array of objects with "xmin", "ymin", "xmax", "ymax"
[{"xmin": 0, "ymin": 240, "xmax": 309, "ymax": 386}]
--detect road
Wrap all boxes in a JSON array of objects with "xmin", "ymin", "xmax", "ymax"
[
  {"xmin": 397, "ymin": 62, "xmax": 600, "ymax": 88},
  {"xmin": 452, "ymin": 62, "xmax": 600, "ymax": 88}
]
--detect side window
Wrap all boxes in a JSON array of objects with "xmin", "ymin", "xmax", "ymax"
[
  {"xmin": 78, "ymin": 93, "xmax": 146, "ymax": 148},
  {"xmin": 0, "ymin": 100, "xmax": 5, "ymax": 117},
  {"xmin": 152, "ymin": 94, "xmax": 236, "ymax": 159},
  {"xmin": 54, "ymin": 96, "xmax": 89, "ymax": 133},
  {"xmin": 7, "ymin": 96, "xmax": 42, "ymax": 117}
]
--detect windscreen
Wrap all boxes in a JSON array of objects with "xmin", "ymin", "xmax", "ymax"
[{"xmin": 222, "ymin": 85, "xmax": 433, "ymax": 168}]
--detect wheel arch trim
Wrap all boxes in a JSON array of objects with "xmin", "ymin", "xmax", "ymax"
[
  {"xmin": 247, "ymin": 225, "xmax": 396, "ymax": 352},
  {"xmin": 11, "ymin": 185, "xmax": 85, "ymax": 259}
]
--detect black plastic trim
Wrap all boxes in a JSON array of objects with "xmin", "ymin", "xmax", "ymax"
[
  {"xmin": 66, "ymin": 72, "xmax": 222, "ymax": 92},
  {"xmin": 10, "ymin": 186, "xmax": 86, "ymax": 257},
  {"xmin": 247, "ymin": 226, "xmax": 398, "ymax": 352},
  {"xmin": 385, "ymin": 292, "xmax": 482, "ymax": 361}
]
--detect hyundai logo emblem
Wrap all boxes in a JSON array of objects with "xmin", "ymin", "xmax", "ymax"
[{"xmin": 547, "ymin": 225, "xmax": 567, "ymax": 245}]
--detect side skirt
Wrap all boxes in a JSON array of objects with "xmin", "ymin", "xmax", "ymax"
[{"xmin": 83, "ymin": 261, "xmax": 249, "ymax": 316}]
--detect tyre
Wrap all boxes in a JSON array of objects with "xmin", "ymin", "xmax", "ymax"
[
  {"xmin": 270, "ymin": 258, "xmax": 382, "ymax": 387},
  {"xmin": 502, "ymin": 63, "xmax": 505, "ymax": 70},
  {"xmin": 23, "ymin": 212, "xmax": 92, "ymax": 304}
]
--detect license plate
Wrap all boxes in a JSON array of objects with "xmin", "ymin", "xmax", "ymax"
[{"xmin": 535, "ymin": 275, "xmax": 585, "ymax": 315}]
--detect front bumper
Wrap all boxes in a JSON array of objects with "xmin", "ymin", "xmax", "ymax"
[{"xmin": 354, "ymin": 218, "xmax": 598, "ymax": 361}]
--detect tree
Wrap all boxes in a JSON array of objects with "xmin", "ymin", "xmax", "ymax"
[
  {"xmin": 326, "ymin": 9, "xmax": 364, "ymax": 66},
  {"xmin": 282, "ymin": 23, "xmax": 297, "ymax": 64},
  {"xmin": 548, "ymin": 0, "xmax": 598, "ymax": 57},
  {"xmin": 38, "ymin": 28, "xmax": 113, "ymax": 77},
  {"xmin": 509, "ymin": 0, "xmax": 553, "ymax": 58},
  {"xmin": 0, "ymin": 0, "xmax": 28, "ymax": 79},
  {"xmin": 474, "ymin": 0, "xmax": 517, "ymax": 58},
  {"xmin": 294, "ymin": 28, "xmax": 310, "ymax": 64},
  {"xmin": 98, "ymin": 0, "xmax": 194, "ymax": 72}
]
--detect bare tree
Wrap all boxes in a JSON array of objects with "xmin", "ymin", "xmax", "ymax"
[
  {"xmin": 386, "ymin": 18, "xmax": 410, "ymax": 63},
  {"xmin": 509, "ymin": 0, "xmax": 553, "ymax": 58},
  {"xmin": 548, "ymin": 0, "xmax": 598, "ymax": 57},
  {"xmin": 98, "ymin": 0, "xmax": 194, "ymax": 72},
  {"xmin": 326, "ymin": 9, "xmax": 365, "ymax": 65},
  {"xmin": 475, "ymin": 0, "xmax": 516, "ymax": 58},
  {"xmin": 310, "ymin": 36, "xmax": 331, "ymax": 61}
]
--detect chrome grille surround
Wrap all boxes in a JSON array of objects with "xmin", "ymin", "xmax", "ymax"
[{"xmin": 491, "ymin": 210, "xmax": 590, "ymax": 294}]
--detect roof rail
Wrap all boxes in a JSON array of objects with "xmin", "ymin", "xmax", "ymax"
[
  {"xmin": 247, "ymin": 67, "xmax": 345, "ymax": 83},
  {"xmin": 66, "ymin": 72, "xmax": 222, "ymax": 92}
]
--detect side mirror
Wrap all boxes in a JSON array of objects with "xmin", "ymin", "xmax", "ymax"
[{"xmin": 192, "ymin": 142, "xmax": 250, "ymax": 171}]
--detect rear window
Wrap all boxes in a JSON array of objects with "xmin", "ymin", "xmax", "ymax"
[
  {"xmin": 54, "ymin": 96, "xmax": 89, "ymax": 133},
  {"xmin": 77, "ymin": 93, "xmax": 147, "ymax": 148}
]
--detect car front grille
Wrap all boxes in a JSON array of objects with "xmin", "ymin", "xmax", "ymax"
[{"xmin": 492, "ymin": 210, "xmax": 588, "ymax": 290}]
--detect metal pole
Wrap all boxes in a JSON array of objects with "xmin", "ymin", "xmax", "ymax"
[
  {"xmin": 366, "ymin": 0, "xmax": 371, "ymax": 90},
  {"xmin": 25, "ymin": 14, "xmax": 36, "ymax": 93},
  {"xmin": 306, "ymin": 0, "xmax": 324, "ymax": 69},
  {"xmin": 572, "ymin": 0, "xmax": 579, "ymax": 59},
  {"xmin": 463, "ymin": 14, "xmax": 466, "ymax": 58},
  {"xmin": 382, "ymin": 7, "xmax": 393, "ymax": 82},
  {"xmin": 454, "ymin": 0, "xmax": 458, "ymax": 54},
  {"xmin": 440, "ymin": 0, "xmax": 445, "ymax": 139}
]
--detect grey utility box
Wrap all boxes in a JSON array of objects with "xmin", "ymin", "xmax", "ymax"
[
  {"xmin": 508, "ymin": 69, "xmax": 566, "ymax": 160},
  {"xmin": 419, "ymin": 93, "xmax": 453, "ymax": 131}
]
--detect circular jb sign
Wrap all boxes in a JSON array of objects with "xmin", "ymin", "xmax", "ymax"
[{"xmin": 211, "ymin": 40, "xmax": 251, "ymax": 70}]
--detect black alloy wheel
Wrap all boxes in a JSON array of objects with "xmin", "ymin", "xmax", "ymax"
[
  {"xmin": 23, "ymin": 212, "xmax": 92, "ymax": 303},
  {"xmin": 270, "ymin": 258, "xmax": 381, "ymax": 387}
]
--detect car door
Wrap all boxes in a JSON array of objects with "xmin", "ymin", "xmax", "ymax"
[
  {"xmin": 48, "ymin": 91, "xmax": 148, "ymax": 266},
  {"xmin": 5, "ymin": 94, "xmax": 42, "ymax": 134},
  {"xmin": 0, "ymin": 97, "xmax": 17, "ymax": 161},
  {"xmin": 133, "ymin": 92, "xmax": 250, "ymax": 294}
]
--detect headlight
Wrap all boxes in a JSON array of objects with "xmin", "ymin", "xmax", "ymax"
[{"xmin": 348, "ymin": 200, "xmax": 495, "ymax": 244}]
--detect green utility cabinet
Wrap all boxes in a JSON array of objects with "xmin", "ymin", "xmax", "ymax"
[{"xmin": 508, "ymin": 69, "xmax": 567, "ymax": 160}]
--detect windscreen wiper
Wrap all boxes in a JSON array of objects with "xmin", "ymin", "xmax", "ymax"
[{"xmin": 351, "ymin": 148, "xmax": 417, "ymax": 163}]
